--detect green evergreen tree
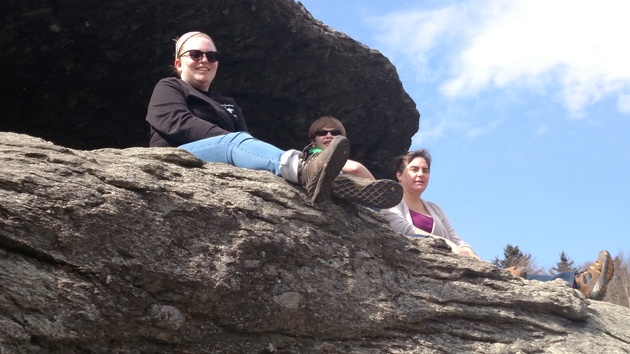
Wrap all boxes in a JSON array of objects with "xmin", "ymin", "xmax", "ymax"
[
  {"xmin": 549, "ymin": 251, "xmax": 578, "ymax": 274},
  {"xmin": 492, "ymin": 244, "xmax": 525, "ymax": 268}
]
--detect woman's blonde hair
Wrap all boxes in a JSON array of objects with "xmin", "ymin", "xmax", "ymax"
[
  {"xmin": 171, "ymin": 32, "xmax": 215, "ymax": 75},
  {"xmin": 173, "ymin": 31, "xmax": 213, "ymax": 58}
]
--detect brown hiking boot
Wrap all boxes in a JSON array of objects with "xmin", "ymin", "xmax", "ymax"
[
  {"xmin": 506, "ymin": 266, "xmax": 527, "ymax": 278},
  {"xmin": 333, "ymin": 174, "xmax": 403, "ymax": 209},
  {"xmin": 574, "ymin": 250, "xmax": 614, "ymax": 300},
  {"xmin": 299, "ymin": 136, "xmax": 350, "ymax": 203}
]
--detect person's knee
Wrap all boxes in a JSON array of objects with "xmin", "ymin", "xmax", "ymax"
[{"xmin": 224, "ymin": 131, "xmax": 255, "ymax": 145}]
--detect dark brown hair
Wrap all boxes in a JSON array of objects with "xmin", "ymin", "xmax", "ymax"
[{"xmin": 393, "ymin": 149, "xmax": 432, "ymax": 179}]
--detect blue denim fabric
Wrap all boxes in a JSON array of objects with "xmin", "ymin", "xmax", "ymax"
[
  {"xmin": 179, "ymin": 132, "xmax": 284, "ymax": 175},
  {"xmin": 526, "ymin": 271, "xmax": 576, "ymax": 287}
]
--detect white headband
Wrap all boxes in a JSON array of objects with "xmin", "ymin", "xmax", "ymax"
[{"xmin": 175, "ymin": 31, "xmax": 201, "ymax": 58}]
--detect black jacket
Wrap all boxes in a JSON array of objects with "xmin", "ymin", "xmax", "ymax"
[{"xmin": 146, "ymin": 77, "xmax": 248, "ymax": 147}]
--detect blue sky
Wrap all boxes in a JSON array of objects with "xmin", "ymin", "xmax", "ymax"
[{"xmin": 299, "ymin": 0, "xmax": 630, "ymax": 270}]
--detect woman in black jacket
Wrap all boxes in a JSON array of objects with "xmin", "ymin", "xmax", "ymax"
[{"xmin": 146, "ymin": 31, "xmax": 349, "ymax": 203}]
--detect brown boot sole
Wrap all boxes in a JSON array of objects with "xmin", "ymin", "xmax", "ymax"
[
  {"xmin": 577, "ymin": 250, "xmax": 614, "ymax": 300},
  {"xmin": 310, "ymin": 137, "xmax": 350, "ymax": 203},
  {"xmin": 333, "ymin": 177, "xmax": 403, "ymax": 209}
]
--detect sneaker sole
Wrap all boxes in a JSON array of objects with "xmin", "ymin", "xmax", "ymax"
[
  {"xmin": 310, "ymin": 138, "xmax": 350, "ymax": 203},
  {"xmin": 334, "ymin": 178, "xmax": 403, "ymax": 209},
  {"xmin": 588, "ymin": 250, "xmax": 614, "ymax": 300}
]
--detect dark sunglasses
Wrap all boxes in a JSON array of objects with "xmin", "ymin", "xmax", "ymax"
[
  {"xmin": 179, "ymin": 49, "xmax": 219, "ymax": 62},
  {"xmin": 314, "ymin": 129, "xmax": 343, "ymax": 137}
]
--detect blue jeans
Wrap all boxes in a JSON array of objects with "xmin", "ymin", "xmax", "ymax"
[
  {"xmin": 527, "ymin": 272, "xmax": 576, "ymax": 287},
  {"xmin": 179, "ymin": 132, "xmax": 284, "ymax": 175}
]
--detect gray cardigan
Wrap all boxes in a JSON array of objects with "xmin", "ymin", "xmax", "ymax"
[{"xmin": 380, "ymin": 199, "xmax": 470, "ymax": 248}]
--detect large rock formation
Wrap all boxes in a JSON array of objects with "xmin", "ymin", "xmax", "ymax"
[
  {"xmin": 2, "ymin": 132, "xmax": 630, "ymax": 353},
  {"xmin": 0, "ymin": 0, "xmax": 419, "ymax": 179}
]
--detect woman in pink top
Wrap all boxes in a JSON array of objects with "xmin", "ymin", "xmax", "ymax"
[
  {"xmin": 380, "ymin": 149, "xmax": 479, "ymax": 258},
  {"xmin": 380, "ymin": 149, "xmax": 616, "ymax": 300}
]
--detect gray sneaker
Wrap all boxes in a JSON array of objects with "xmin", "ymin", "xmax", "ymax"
[{"xmin": 333, "ymin": 174, "xmax": 402, "ymax": 209}]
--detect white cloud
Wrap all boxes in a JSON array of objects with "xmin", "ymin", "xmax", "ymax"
[
  {"xmin": 372, "ymin": 0, "xmax": 630, "ymax": 117},
  {"xmin": 617, "ymin": 93, "xmax": 630, "ymax": 114},
  {"xmin": 466, "ymin": 120, "xmax": 501, "ymax": 139},
  {"xmin": 413, "ymin": 117, "xmax": 453, "ymax": 144},
  {"xmin": 412, "ymin": 114, "xmax": 501, "ymax": 146}
]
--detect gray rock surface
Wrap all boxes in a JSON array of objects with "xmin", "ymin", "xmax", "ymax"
[
  {"xmin": 0, "ymin": 0, "xmax": 418, "ymax": 179},
  {"xmin": 1, "ymin": 132, "xmax": 629, "ymax": 353}
]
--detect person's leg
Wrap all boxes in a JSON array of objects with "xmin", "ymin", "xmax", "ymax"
[
  {"xmin": 279, "ymin": 149, "xmax": 301, "ymax": 184},
  {"xmin": 180, "ymin": 133, "xmax": 350, "ymax": 203},
  {"xmin": 300, "ymin": 136, "xmax": 350, "ymax": 203},
  {"xmin": 526, "ymin": 272, "xmax": 576, "ymax": 285},
  {"xmin": 574, "ymin": 250, "xmax": 615, "ymax": 300},
  {"xmin": 179, "ymin": 132, "xmax": 283, "ymax": 175},
  {"xmin": 333, "ymin": 174, "xmax": 403, "ymax": 209}
]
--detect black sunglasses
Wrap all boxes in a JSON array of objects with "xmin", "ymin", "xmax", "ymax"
[
  {"xmin": 179, "ymin": 50, "xmax": 219, "ymax": 62},
  {"xmin": 314, "ymin": 129, "xmax": 343, "ymax": 137}
]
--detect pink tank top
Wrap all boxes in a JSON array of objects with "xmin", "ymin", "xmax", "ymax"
[{"xmin": 409, "ymin": 209, "xmax": 433, "ymax": 233}]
